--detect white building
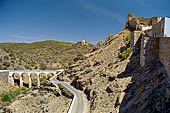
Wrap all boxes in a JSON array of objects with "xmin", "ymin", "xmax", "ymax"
[
  {"xmin": 152, "ymin": 17, "xmax": 170, "ymax": 37},
  {"xmin": 82, "ymin": 40, "xmax": 86, "ymax": 43}
]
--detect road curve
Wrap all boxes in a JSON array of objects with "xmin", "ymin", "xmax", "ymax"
[{"xmin": 50, "ymin": 70, "xmax": 89, "ymax": 113}]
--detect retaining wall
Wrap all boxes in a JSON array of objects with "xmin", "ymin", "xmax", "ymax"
[{"xmin": 0, "ymin": 71, "xmax": 9, "ymax": 83}]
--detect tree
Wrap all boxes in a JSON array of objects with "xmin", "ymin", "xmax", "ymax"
[
  {"xmin": 95, "ymin": 40, "xmax": 103, "ymax": 49},
  {"xmin": 106, "ymin": 34, "xmax": 113, "ymax": 40}
]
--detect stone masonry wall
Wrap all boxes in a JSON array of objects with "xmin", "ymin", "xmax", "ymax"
[
  {"xmin": 159, "ymin": 37, "xmax": 170, "ymax": 78},
  {"xmin": 152, "ymin": 19, "xmax": 165, "ymax": 37},
  {"xmin": 130, "ymin": 31, "xmax": 142, "ymax": 49},
  {"xmin": 0, "ymin": 71, "xmax": 9, "ymax": 83},
  {"xmin": 140, "ymin": 36, "xmax": 159, "ymax": 66}
]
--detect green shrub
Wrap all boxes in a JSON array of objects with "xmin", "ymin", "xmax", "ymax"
[
  {"xmin": 3, "ymin": 61, "xmax": 10, "ymax": 67},
  {"xmin": 68, "ymin": 61, "xmax": 73, "ymax": 66},
  {"xmin": 32, "ymin": 80, "xmax": 37, "ymax": 86},
  {"xmin": 27, "ymin": 61, "xmax": 36, "ymax": 67},
  {"xmin": 24, "ymin": 65, "xmax": 31, "ymax": 69},
  {"xmin": 1, "ymin": 94, "xmax": 14, "ymax": 102},
  {"xmin": 1, "ymin": 87, "xmax": 27, "ymax": 103},
  {"xmin": 123, "ymin": 34, "xmax": 131, "ymax": 45},
  {"xmin": 40, "ymin": 78, "xmax": 47, "ymax": 85},
  {"xmin": 47, "ymin": 74, "xmax": 53, "ymax": 80},
  {"xmin": 55, "ymin": 50, "xmax": 61, "ymax": 55},
  {"xmin": 77, "ymin": 53, "xmax": 83, "ymax": 57},
  {"xmin": 4, "ymin": 56, "xmax": 9, "ymax": 60},
  {"xmin": 119, "ymin": 47, "xmax": 133, "ymax": 60},
  {"xmin": 95, "ymin": 40, "xmax": 103, "ymax": 49},
  {"xmin": 125, "ymin": 35, "xmax": 131, "ymax": 42},
  {"xmin": 106, "ymin": 34, "xmax": 113, "ymax": 40},
  {"xmin": 9, "ymin": 53, "xmax": 16, "ymax": 57},
  {"xmin": 73, "ymin": 53, "xmax": 83, "ymax": 62},
  {"xmin": 4, "ymin": 48, "xmax": 10, "ymax": 53},
  {"xmin": 73, "ymin": 56, "xmax": 81, "ymax": 62},
  {"xmin": 39, "ymin": 63, "xmax": 47, "ymax": 70}
]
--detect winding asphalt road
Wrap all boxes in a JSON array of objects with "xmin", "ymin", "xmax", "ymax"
[{"xmin": 50, "ymin": 70, "xmax": 89, "ymax": 113}]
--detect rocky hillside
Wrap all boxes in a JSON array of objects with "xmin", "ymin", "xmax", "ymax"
[
  {"xmin": 0, "ymin": 40, "xmax": 93, "ymax": 70},
  {"xmin": 58, "ymin": 29, "xmax": 134, "ymax": 113}
]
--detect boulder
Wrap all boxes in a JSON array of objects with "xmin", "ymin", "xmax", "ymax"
[
  {"xmin": 106, "ymin": 87, "xmax": 113, "ymax": 93},
  {"xmin": 84, "ymin": 87, "xmax": 92, "ymax": 101},
  {"xmin": 70, "ymin": 79, "xmax": 84, "ymax": 91}
]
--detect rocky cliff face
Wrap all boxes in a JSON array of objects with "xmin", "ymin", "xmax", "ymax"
[
  {"xmin": 58, "ymin": 26, "xmax": 170, "ymax": 112},
  {"xmin": 119, "ymin": 60, "xmax": 170, "ymax": 113}
]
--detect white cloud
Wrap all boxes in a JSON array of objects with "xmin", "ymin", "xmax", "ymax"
[
  {"xmin": 11, "ymin": 35, "xmax": 39, "ymax": 40},
  {"xmin": 9, "ymin": 34, "xmax": 46, "ymax": 43},
  {"xmin": 73, "ymin": 0, "xmax": 124, "ymax": 24}
]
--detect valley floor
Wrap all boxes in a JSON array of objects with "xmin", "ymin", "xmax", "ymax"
[{"xmin": 3, "ymin": 87, "xmax": 72, "ymax": 113}]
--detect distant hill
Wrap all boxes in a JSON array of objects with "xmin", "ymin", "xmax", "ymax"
[{"xmin": 0, "ymin": 40, "xmax": 94, "ymax": 70}]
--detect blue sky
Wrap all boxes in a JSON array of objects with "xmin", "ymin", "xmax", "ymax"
[{"xmin": 0, "ymin": 0, "xmax": 169, "ymax": 44}]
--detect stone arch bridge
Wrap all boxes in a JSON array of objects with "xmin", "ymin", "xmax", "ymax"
[{"xmin": 0, "ymin": 70, "xmax": 62, "ymax": 88}]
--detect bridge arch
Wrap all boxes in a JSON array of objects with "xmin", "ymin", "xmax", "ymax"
[
  {"xmin": 30, "ymin": 73, "xmax": 38, "ymax": 87},
  {"xmin": 21, "ymin": 73, "xmax": 29, "ymax": 88},
  {"xmin": 12, "ymin": 73, "xmax": 20, "ymax": 86}
]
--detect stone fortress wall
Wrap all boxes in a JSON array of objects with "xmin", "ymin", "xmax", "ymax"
[
  {"xmin": 140, "ymin": 36, "xmax": 159, "ymax": 66},
  {"xmin": 127, "ymin": 14, "xmax": 170, "ymax": 79},
  {"xmin": 139, "ymin": 34, "xmax": 170, "ymax": 79},
  {"xmin": 152, "ymin": 18, "xmax": 165, "ymax": 37},
  {"xmin": 126, "ymin": 13, "xmax": 161, "ymax": 30},
  {"xmin": 159, "ymin": 37, "xmax": 170, "ymax": 78}
]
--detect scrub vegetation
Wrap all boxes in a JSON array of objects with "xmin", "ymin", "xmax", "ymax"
[{"xmin": 0, "ymin": 40, "xmax": 93, "ymax": 70}]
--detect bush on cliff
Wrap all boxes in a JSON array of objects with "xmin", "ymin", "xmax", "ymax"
[{"xmin": 119, "ymin": 47, "xmax": 133, "ymax": 60}]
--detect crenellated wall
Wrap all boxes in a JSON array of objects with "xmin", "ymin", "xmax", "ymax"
[{"xmin": 126, "ymin": 13, "xmax": 161, "ymax": 31}]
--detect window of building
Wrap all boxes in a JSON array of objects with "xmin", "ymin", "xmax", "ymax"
[{"xmin": 162, "ymin": 27, "xmax": 164, "ymax": 34}]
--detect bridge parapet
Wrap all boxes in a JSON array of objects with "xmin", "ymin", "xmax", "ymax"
[{"xmin": 0, "ymin": 70, "xmax": 63, "ymax": 88}]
